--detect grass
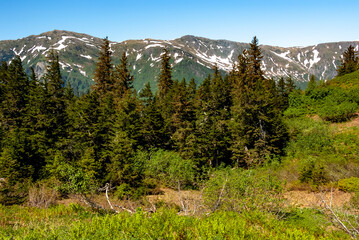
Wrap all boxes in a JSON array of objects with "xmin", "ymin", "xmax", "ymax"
[{"xmin": 0, "ymin": 204, "xmax": 350, "ymax": 239}]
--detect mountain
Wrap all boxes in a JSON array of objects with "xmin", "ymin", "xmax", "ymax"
[{"xmin": 0, "ymin": 30, "xmax": 358, "ymax": 94}]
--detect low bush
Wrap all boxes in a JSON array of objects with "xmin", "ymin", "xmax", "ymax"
[
  {"xmin": 318, "ymin": 101, "xmax": 358, "ymax": 122},
  {"xmin": 298, "ymin": 157, "xmax": 329, "ymax": 187},
  {"xmin": 139, "ymin": 149, "xmax": 197, "ymax": 190},
  {"xmin": 203, "ymin": 168, "xmax": 284, "ymax": 214},
  {"xmin": 338, "ymin": 177, "xmax": 359, "ymax": 192},
  {"xmin": 0, "ymin": 205, "xmax": 350, "ymax": 239},
  {"xmin": 28, "ymin": 180, "xmax": 59, "ymax": 208}
]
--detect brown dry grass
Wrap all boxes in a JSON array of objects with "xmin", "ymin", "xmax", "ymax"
[
  {"xmin": 284, "ymin": 189, "xmax": 352, "ymax": 208},
  {"xmin": 331, "ymin": 114, "xmax": 359, "ymax": 133},
  {"xmin": 58, "ymin": 187, "xmax": 353, "ymax": 213},
  {"xmin": 147, "ymin": 188, "xmax": 204, "ymax": 215}
]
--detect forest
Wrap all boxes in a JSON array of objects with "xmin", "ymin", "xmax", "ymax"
[{"xmin": 1, "ymin": 37, "xmax": 359, "ymax": 239}]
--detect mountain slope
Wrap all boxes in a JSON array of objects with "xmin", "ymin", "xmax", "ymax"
[{"xmin": 0, "ymin": 30, "xmax": 358, "ymax": 94}]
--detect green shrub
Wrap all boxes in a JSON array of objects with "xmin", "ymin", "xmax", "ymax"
[
  {"xmin": 299, "ymin": 158, "xmax": 329, "ymax": 186},
  {"xmin": 283, "ymin": 107, "xmax": 307, "ymax": 118},
  {"xmin": 203, "ymin": 168, "xmax": 284, "ymax": 213},
  {"xmin": 338, "ymin": 177, "xmax": 359, "ymax": 192},
  {"xmin": 318, "ymin": 101, "xmax": 358, "ymax": 122},
  {"xmin": 285, "ymin": 118, "xmax": 333, "ymax": 158},
  {"xmin": 141, "ymin": 149, "xmax": 196, "ymax": 189}
]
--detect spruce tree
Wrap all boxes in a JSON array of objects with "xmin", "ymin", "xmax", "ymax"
[
  {"xmin": 306, "ymin": 74, "xmax": 317, "ymax": 95},
  {"xmin": 185, "ymin": 67, "xmax": 232, "ymax": 167},
  {"xmin": 92, "ymin": 37, "xmax": 113, "ymax": 96},
  {"xmin": 112, "ymin": 52, "xmax": 134, "ymax": 100},
  {"xmin": 0, "ymin": 56, "xmax": 29, "ymax": 129},
  {"xmin": 230, "ymin": 37, "xmax": 288, "ymax": 167},
  {"xmin": 158, "ymin": 48, "xmax": 173, "ymax": 99},
  {"xmin": 337, "ymin": 45, "xmax": 359, "ymax": 76},
  {"xmin": 44, "ymin": 50, "xmax": 63, "ymax": 96},
  {"xmin": 139, "ymin": 83, "xmax": 167, "ymax": 149}
]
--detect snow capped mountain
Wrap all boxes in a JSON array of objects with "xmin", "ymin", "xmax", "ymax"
[{"xmin": 0, "ymin": 30, "xmax": 358, "ymax": 94}]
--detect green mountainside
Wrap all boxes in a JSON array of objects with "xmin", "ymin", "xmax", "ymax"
[
  {"xmin": 1, "ymin": 33, "xmax": 359, "ymax": 239},
  {"xmin": 0, "ymin": 30, "xmax": 358, "ymax": 94}
]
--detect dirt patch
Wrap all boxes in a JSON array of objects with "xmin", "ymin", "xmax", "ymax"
[
  {"xmin": 57, "ymin": 188, "xmax": 353, "ymax": 213},
  {"xmin": 147, "ymin": 188, "xmax": 204, "ymax": 215},
  {"xmin": 332, "ymin": 114, "xmax": 359, "ymax": 133},
  {"xmin": 284, "ymin": 189, "xmax": 352, "ymax": 208}
]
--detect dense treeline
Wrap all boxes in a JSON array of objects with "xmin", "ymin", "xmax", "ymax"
[
  {"xmin": 0, "ymin": 37, "xmax": 295, "ymax": 202},
  {"xmin": 1, "ymin": 37, "xmax": 357, "ymax": 204}
]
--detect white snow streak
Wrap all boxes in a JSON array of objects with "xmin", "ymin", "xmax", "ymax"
[
  {"xmin": 79, "ymin": 69, "xmax": 87, "ymax": 76},
  {"xmin": 145, "ymin": 44, "xmax": 165, "ymax": 49},
  {"xmin": 53, "ymin": 36, "xmax": 73, "ymax": 50},
  {"xmin": 271, "ymin": 50, "xmax": 294, "ymax": 63},
  {"xmin": 136, "ymin": 53, "xmax": 142, "ymax": 61},
  {"xmin": 175, "ymin": 58, "xmax": 183, "ymax": 64},
  {"xmin": 80, "ymin": 54, "xmax": 92, "ymax": 59},
  {"xmin": 31, "ymin": 45, "xmax": 46, "ymax": 53},
  {"xmin": 309, "ymin": 50, "xmax": 321, "ymax": 68}
]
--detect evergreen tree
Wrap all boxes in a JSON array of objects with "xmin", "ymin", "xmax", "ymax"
[
  {"xmin": 92, "ymin": 37, "xmax": 113, "ymax": 96},
  {"xmin": 230, "ymin": 37, "xmax": 288, "ymax": 167},
  {"xmin": 66, "ymin": 91, "xmax": 105, "ymax": 179},
  {"xmin": 185, "ymin": 67, "xmax": 232, "ymax": 167},
  {"xmin": 42, "ymin": 50, "xmax": 68, "ymax": 145},
  {"xmin": 0, "ymin": 56, "xmax": 29, "ymax": 130},
  {"xmin": 188, "ymin": 78, "xmax": 197, "ymax": 100},
  {"xmin": 139, "ymin": 83, "xmax": 167, "ymax": 149},
  {"xmin": 44, "ymin": 50, "xmax": 63, "ymax": 96},
  {"xmin": 112, "ymin": 52, "xmax": 134, "ymax": 100},
  {"xmin": 306, "ymin": 74, "xmax": 317, "ymax": 95},
  {"xmin": 337, "ymin": 45, "xmax": 359, "ymax": 76},
  {"xmin": 158, "ymin": 48, "xmax": 173, "ymax": 99}
]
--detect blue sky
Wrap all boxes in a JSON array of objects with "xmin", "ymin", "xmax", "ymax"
[{"xmin": 1, "ymin": 0, "xmax": 358, "ymax": 47}]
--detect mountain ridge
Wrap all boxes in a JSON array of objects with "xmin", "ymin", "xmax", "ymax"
[{"xmin": 0, "ymin": 30, "xmax": 358, "ymax": 94}]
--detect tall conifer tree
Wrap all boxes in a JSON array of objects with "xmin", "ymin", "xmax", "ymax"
[
  {"xmin": 158, "ymin": 48, "xmax": 173, "ymax": 99},
  {"xmin": 230, "ymin": 37, "xmax": 288, "ymax": 167},
  {"xmin": 92, "ymin": 37, "xmax": 113, "ymax": 96},
  {"xmin": 337, "ymin": 45, "xmax": 359, "ymax": 76}
]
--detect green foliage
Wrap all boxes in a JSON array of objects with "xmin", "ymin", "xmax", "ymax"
[
  {"xmin": 203, "ymin": 168, "xmax": 284, "ymax": 213},
  {"xmin": 286, "ymin": 70, "xmax": 359, "ymax": 122},
  {"xmin": 138, "ymin": 149, "xmax": 196, "ymax": 189},
  {"xmin": 91, "ymin": 37, "xmax": 113, "ymax": 96},
  {"xmin": 230, "ymin": 37, "xmax": 288, "ymax": 167},
  {"xmin": 51, "ymin": 158, "xmax": 97, "ymax": 195},
  {"xmin": 318, "ymin": 101, "xmax": 358, "ymax": 122},
  {"xmin": 285, "ymin": 118, "xmax": 333, "ymax": 158},
  {"xmin": 157, "ymin": 48, "xmax": 173, "ymax": 99},
  {"xmin": 338, "ymin": 177, "xmax": 359, "ymax": 192},
  {"xmin": 337, "ymin": 45, "xmax": 359, "ymax": 76},
  {"xmin": 0, "ymin": 202, "xmax": 348, "ymax": 239},
  {"xmin": 298, "ymin": 157, "xmax": 329, "ymax": 186}
]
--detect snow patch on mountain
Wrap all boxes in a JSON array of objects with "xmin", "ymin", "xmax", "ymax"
[
  {"xmin": 136, "ymin": 53, "xmax": 142, "ymax": 61},
  {"xmin": 12, "ymin": 45, "xmax": 26, "ymax": 56},
  {"xmin": 80, "ymin": 54, "xmax": 92, "ymax": 59},
  {"xmin": 79, "ymin": 69, "xmax": 87, "ymax": 76},
  {"xmin": 145, "ymin": 44, "xmax": 165, "ymax": 49},
  {"xmin": 309, "ymin": 50, "xmax": 321, "ymax": 68},
  {"xmin": 271, "ymin": 50, "xmax": 294, "ymax": 63},
  {"xmin": 150, "ymin": 54, "xmax": 161, "ymax": 62},
  {"xmin": 31, "ymin": 45, "xmax": 47, "ymax": 53},
  {"xmin": 53, "ymin": 36, "xmax": 73, "ymax": 50}
]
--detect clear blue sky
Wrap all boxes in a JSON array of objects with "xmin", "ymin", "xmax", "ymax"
[{"xmin": 1, "ymin": 0, "xmax": 358, "ymax": 47}]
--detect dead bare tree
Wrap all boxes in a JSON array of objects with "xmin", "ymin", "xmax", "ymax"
[{"xmin": 316, "ymin": 187, "xmax": 358, "ymax": 239}]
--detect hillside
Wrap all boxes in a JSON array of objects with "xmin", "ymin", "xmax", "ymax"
[{"xmin": 0, "ymin": 30, "xmax": 358, "ymax": 94}]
